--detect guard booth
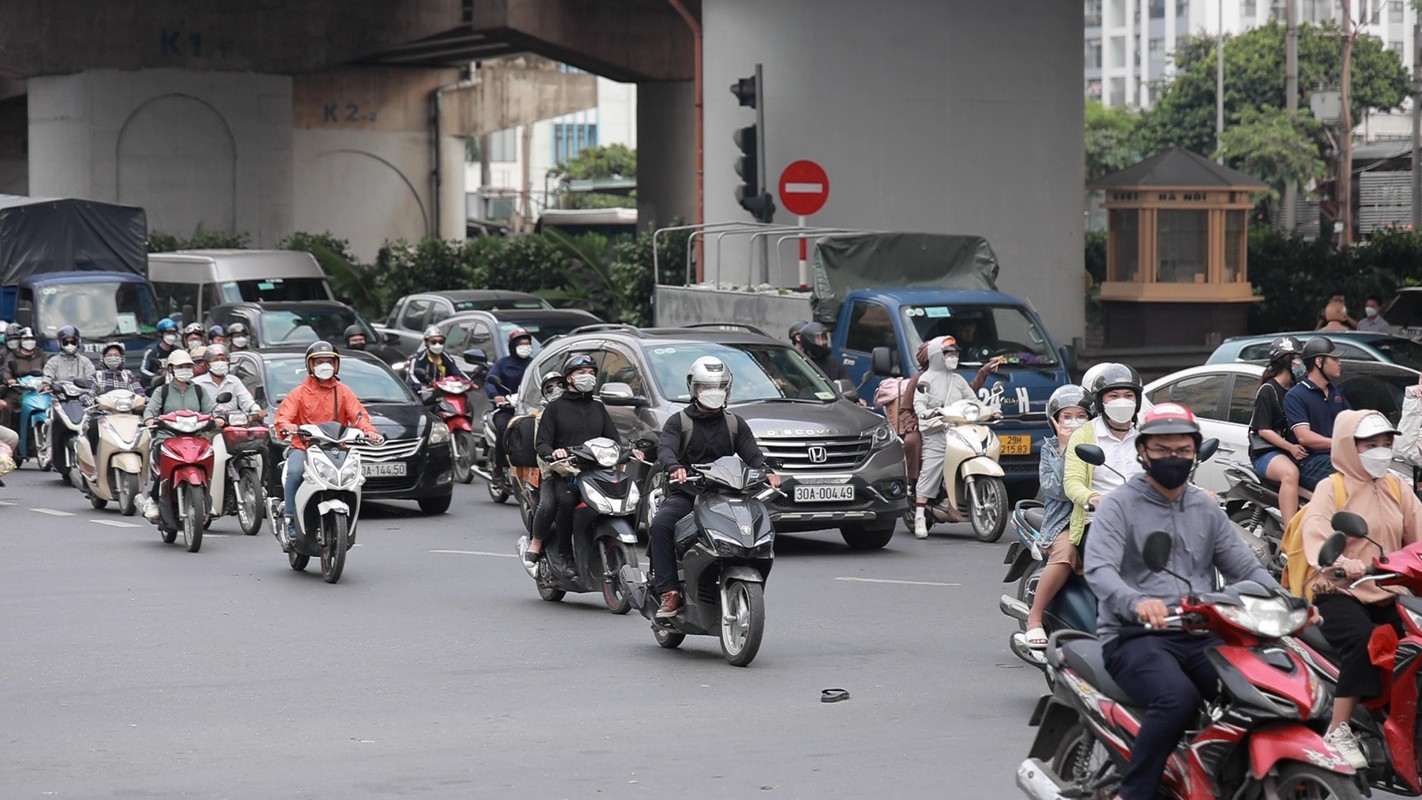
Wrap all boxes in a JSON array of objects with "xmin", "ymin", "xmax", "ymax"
[{"xmin": 1090, "ymin": 149, "xmax": 1265, "ymax": 347}]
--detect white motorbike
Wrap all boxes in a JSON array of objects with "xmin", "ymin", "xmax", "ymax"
[
  {"xmin": 74, "ymin": 388, "xmax": 150, "ymax": 516},
  {"xmin": 265, "ymin": 422, "xmax": 368, "ymax": 584},
  {"xmin": 210, "ymin": 409, "xmax": 268, "ymax": 536},
  {"xmin": 919, "ymin": 397, "xmax": 1009, "ymax": 542}
]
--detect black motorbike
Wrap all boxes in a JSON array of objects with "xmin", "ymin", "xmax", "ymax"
[
  {"xmin": 515, "ymin": 436, "xmax": 641, "ymax": 613},
  {"xmin": 39, "ymin": 378, "xmax": 88, "ymax": 485},
  {"xmin": 621, "ymin": 454, "xmax": 780, "ymax": 667},
  {"xmin": 1219, "ymin": 457, "xmax": 1288, "ymax": 578}
]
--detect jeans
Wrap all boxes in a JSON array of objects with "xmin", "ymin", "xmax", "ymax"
[
  {"xmin": 1103, "ymin": 628, "xmax": 1220, "ymax": 800},
  {"xmin": 1315, "ymin": 594, "xmax": 1402, "ymax": 698},
  {"xmin": 532, "ymin": 474, "xmax": 577, "ymax": 558},
  {"xmin": 1298, "ymin": 452, "xmax": 1335, "ymax": 491},
  {"xmin": 284, "ymin": 449, "xmax": 307, "ymax": 521},
  {"xmin": 648, "ymin": 492, "xmax": 695, "ymax": 593}
]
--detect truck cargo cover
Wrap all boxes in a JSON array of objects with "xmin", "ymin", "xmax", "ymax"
[
  {"xmin": 0, "ymin": 195, "xmax": 148, "ymax": 284},
  {"xmin": 810, "ymin": 233, "xmax": 1000, "ymax": 323}
]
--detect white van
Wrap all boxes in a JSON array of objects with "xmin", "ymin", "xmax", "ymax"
[{"xmin": 148, "ymin": 249, "xmax": 335, "ymax": 324}]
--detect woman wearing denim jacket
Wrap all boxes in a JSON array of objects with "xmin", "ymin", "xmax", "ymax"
[{"xmin": 1024, "ymin": 384, "xmax": 1090, "ymax": 648}]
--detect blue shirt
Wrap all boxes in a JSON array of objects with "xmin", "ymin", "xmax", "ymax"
[
  {"xmin": 1283, "ymin": 378, "xmax": 1350, "ymax": 455},
  {"xmin": 1038, "ymin": 436, "xmax": 1072, "ymax": 543}
]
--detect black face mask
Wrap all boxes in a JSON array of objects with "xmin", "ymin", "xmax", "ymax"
[
  {"xmin": 348, "ymin": 341, "xmax": 366, "ymax": 351},
  {"xmin": 804, "ymin": 341, "xmax": 829, "ymax": 359},
  {"xmin": 1142, "ymin": 455, "xmax": 1193, "ymax": 490}
]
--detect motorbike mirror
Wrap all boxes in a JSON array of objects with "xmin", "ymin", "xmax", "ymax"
[
  {"xmin": 73, "ymin": 377, "xmax": 93, "ymax": 390},
  {"xmin": 871, "ymin": 345, "xmax": 901, "ymax": 378},
  {"xmin": 1197, "ymin": 438, "xmax": 1219, "ymax": 463},
  {"xmin": 1330, "ymin": 510, "xmax": 1369, "ymax": 539},
  {"xmin": 215, "ymin": 391, "xmax": 233, "ymax": 404},
  {"xmin": 1317, "ymin": 532, "xmax": 1349, "ymax": 569},
  {"xmin": 1142, "ymin": 530, "xmax": 1173, "ymax": 573},
  {"xmin": 1074, "ymin": 443, "xmax": 1106, "ymax": 466},
  {"xmin": 419, "ymin": 388, "xmax": 436, "ymax": 404},
  {"xmin": 463, "ymin": 347, "xmax": 488, "ymax": 365}
]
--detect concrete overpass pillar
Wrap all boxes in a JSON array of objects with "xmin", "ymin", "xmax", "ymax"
[
  {"xmin": 0, "ymin": 99, "xmax": 25, "ymax": 195},
  {"xmin": 636, "ymin": 81, "xmax": 697, "ymax": 230}
]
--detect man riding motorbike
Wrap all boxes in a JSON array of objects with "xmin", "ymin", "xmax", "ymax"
[
  {"xmin": 272, "ymin": 341, "xmax": 383, "ymax": 537},
  {"xmin": 141, "ymin": 318, "xmax": 181, "ymax": 385},
  {"xmin": 1285, "ymin": 335, "xmax": 1351, "ymax": 491},
  {"xmin": 43, "ymin": 325, "xmax": 97, "ymax": 385},
  {"xmin": 140, "ymin": 349, "xmax": 217, "ymax": 521},
  {"xmin": 523, "ymin": 354, "xmax": 620, "ymax": 573},
  {"xmin": 343, "ymin": 324, "xmax": 367, "ymax": 352},
  {"xmin": 182, "ymin": 322, "xmax": 206, "ymax": 352},
  {"xmin": 207, "ymin": 325, "xmax": 226, "ymax": 347},
  {"xmin": 226, "ymin": 322, "xmax": 252, "ymax": 352},
  {"xmin": 85, "ymin": 342, "xmax": 146, "ymax": 455},
  {"xmin": 196, "ymin": 344, "xmax": 262, "ymax": 420},
  {"xmin": 486, "ymin": 327, "xmax": 535, "ymax": 482},
  {"xmin": 405, "ymin": 325, "xmax": 469, "ymax": 393},
  {"xmin": 648, "ymin": 356, "xmax": 780, "ymax": 618},
  {"xmin": 1063, "ymin": 362, "xmax": 1145, "ymax": 548},
  {"xmin": 1084, "ymin": 403, "xmax": 1309, "ymax": 800}
]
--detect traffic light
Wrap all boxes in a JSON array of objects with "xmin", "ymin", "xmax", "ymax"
[{"xmin": 730, "ymin": 65, "xmax": 775, "ymax": 223}]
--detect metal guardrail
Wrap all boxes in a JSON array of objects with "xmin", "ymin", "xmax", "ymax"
[{"xmin": 652, "ymin": 222, "xmax": 883, "ymax": 288}]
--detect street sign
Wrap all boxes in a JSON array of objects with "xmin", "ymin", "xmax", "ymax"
[{"xmin": 778, "ymin": 160, "xmax": 829, "ymax": 217}]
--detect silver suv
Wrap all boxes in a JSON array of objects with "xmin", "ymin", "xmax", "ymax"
[{"xmin": 515, "ymin": 325, "xmax": 910, "ymax": 549}]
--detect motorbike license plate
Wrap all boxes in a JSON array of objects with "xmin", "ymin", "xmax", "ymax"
[
  {"xmin": 361, "ymin": 462, "xmax": 407, "ymax": 477},
  {"xmin": 793, "ymin": 485, "xmax": 855, "ymax": 503},
  {"xmin": 998, "ymin": 434, "xmax": 1032, "ymax": 456}
]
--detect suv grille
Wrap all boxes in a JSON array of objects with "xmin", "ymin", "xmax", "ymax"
[
  {"xmin": 756, "ymin": 434, "xmax": 872, "ymax": 471},
  {"xmin": 350, "ymin": 437, "xmax": 422, "ymax": 462}
]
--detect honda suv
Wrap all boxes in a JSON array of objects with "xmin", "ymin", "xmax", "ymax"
[{"xmin": 514, "ymin": 324, "xmax": 910, "ymax": 549}]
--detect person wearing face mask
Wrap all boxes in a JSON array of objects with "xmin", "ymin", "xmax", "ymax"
[
  {"xmin": 1300, "ymin": 410, "xmax": 1421, "ymax": 770},
  {"xmin": 1355, "ymin": 293, "xmax": 1391, "ymax": 333},
  {"xmin": 1247, "ymin": 336, "xmax": 1310, "ymax": 522},
  {"xmin": 206, "ymin": 325, "xmax": 226, "ymax": 347},
  {"xmin": 1085, "ymin": 403, "xmax": 1302, "ymax": 800},
  {"xmin": 194, "ymin": 345, "xmax": 261, "ymax": 420},
  {"xmin": 188, "ymin": 346, "xmax": 212, "ymax": 379},
  {"xmin": 405, "ymin": 325, "xmax": 469, "ymax": 393},
  {"xmin": 42, "ymin": 325, "xmax": 97, "ymax": 386},
  {"xmin": 796, "ymin": 321, "xmax": 846, "ymax": 382},
  {"xmin": 486, "ymin": 327, "xmax": 535, "ymax": 482},
  {"xmin": 272, "ymin": 341, "xmax": 383, "ymax": 539},
  {"xmin": 524, "ymin": 354, "xmax": 622, "ymax": 573},
  {"xmin": 1023, "ymin": 384, "xmax": 1092, "ymax": 648},
  {"xmin": 1062, "ymin": 362, "xmax": 1146, "ymax": 550},
  {"xmin": 84, "ymin": 342, "xmax": 146, "ymax": 456},
  {"xmin": 140, "ymin": 349, "xmax": 217, "ymax": 521},
  {"xmin": 1284, "ymin": 336, "xmax": 1351, "ymax": 491},
  {"xmin": 2, "ymin": 326, "xmax": 46, "ymax": 426},
  {"xmin": 343, "ymin": 324, "xmax": 367, "ymax": 352},
  {"xmin": 226, "ymin": 322, "xmax": 252, "ymax": 352},
  {"xmin": 911, "ymin": 336, "xmax": 986, "ymax": 537},
  {"xmin": 142, "ymin": 318, "xmax": 182, "ymax": 386},
  {"xmin": 182, "ymin": 322, "xmax": 207, "ymax": 352},
  {"xmin": 646, "ymin": 356, "xmax": 780, "ymax": 617}
]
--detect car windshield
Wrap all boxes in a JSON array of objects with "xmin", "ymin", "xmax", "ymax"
[
  {"xmin": 644, "ymin": 342, "xmax": 838, "ymax": 403},
  {"xmin": 262, "ymin": 356, "xmax": 414, "ymax": 405},
  {"xmin": 220, "ymin": 278, "xmax": 333, "ymax": 304},
  {"xmin": 257, "ymin": 308, "xmax": 373, "ymax": 346},
  {"xmin": 1367, "ymin": 338, "xmax": 1422, "ymax": 372},
  {"xmin": 899, "ymin": 304, "xmax": 1058, "ymax": 368},
  {"xmin": 37, "ymin": 280, "xmax": 163, "ymax": 339}
]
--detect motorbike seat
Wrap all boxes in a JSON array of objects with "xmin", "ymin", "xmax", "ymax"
[
  {"xmin": 1056, "ymin": 637, "xmax": 1143, "ymax": 710},
  {"xmin": 1297, "ymin": 624, "xmax": 1340, "ymax": 664},
  {"xmin": 1022, "ymin": 507, "xmax": 1046, "ymax": 534}
]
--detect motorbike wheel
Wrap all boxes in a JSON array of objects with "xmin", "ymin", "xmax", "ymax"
[
  {"xmin": 289, "ymin": 550, "xmax": 310, "ymax": 571},
  {"xmin": 1270, "ymin": 762, "xmax": 1364, "ymax": 799},
  {"xmin": 36, "ymin": 422, "xmax": 52, "ymax": 471},
  {"xmin": 58, "ymin": 440, "xmax": 75, "ymax": 486},
  {"xmin": 237, "ymin": 469, "xmax": 264, "ymax": 536},
  {"xmin": 719, "ymin": 580, "xmax": 766, "ymax": 667},
  {"xmin": 118, "ymin": 473, "xmax": 139, "ymax": 517},
  {"xmin": 180, "ymin": 484, "xmax": 205, "ymax": 553},
  {"xmin": 536, "ymin": 560, "xmax": 566, "ymax": 602},
  {"xmin": 453, "ymin": 430, "xmax": 475, "ymax": 485},
  {"xmin": 1050, "ymin": 721, "xmax": 1112, "ymax": 793},
  {"xmin": 968, "ymin": 476, "xmax": 1008, "ymax": 543},
  {"xmin": 517, "ymin": 486, "xmax": 537, "ymax": 534},
  {"xmin": 654, "ymin": 627, "xmax": 685, "ymax": 649},
  {"xmin": 599, "ymin": 539, "xmax": 633, "ymax": 614},
  {"xmin": 486, "ymin": 466, "xmax": 510, "ymax": 504},
  {"xmin": 319, "ymin": 513, "xmax": 348, "ymax": 584}
]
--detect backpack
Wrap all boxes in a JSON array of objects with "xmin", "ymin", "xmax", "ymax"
[
  {"xmin": 678, "ymin": 410, "xmax": 739, "ymax": 463},
  {"xmin": 1279, "ymin": 471, "xmax": 1401, "ymax": 599}
]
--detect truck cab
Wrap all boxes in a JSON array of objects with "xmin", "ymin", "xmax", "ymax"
[
  {"xmin": 2, "ymin": 272, "xmax": 162, "ymax": 371},
  {"xmin": 835, "ymin": 288, "xmax": 1070, "ymax": 500}
]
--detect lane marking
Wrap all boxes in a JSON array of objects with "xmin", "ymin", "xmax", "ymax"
[
  {"xmin": 429, "ymin": 549, "xmax": 517, "ymax": 558},
  {"xmin": 91, "ymin": 519, "xmax": 140, "ymax": 528},
  {"xmin": 835, "ymin": 577, "xmax": 961, "ymax": 587},
  {"xmin": 0, "ymin": 500, "xmax": 15, "ymax": 507},
  {"xmin": 31, "ymin": 508, "xmax": 74, "ymax": 517}
]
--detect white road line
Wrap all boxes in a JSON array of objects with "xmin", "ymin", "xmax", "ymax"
[
  {"xmin": 0, "ymin": 500, "xmax": 15, "ymax": 507},
  {"xmin": 835, "ymin": 577, "xmax": 961, "ymax": 587},
  {"xmin": 31, "ymin": 508, "xmax": 74, "ymax": 517},
  {"xmin": 429, "ymin": 549, "xmax": 517, "ymax": 559},
  {"xmin": 91, "ymin": 519, "xmax": 140, "ymax": 528}
]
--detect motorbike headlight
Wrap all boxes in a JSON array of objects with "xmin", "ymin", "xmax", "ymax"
[
  {"xmin": 1218, "ymin": 596, "xmax": 1309, "ymax": 638},
  {"xmin": 580, "ymin": 481, "xmax": 617, "ymax": 515},
  {"xmin": 590, "ymin": 442, "xmax": 620, "ymax": 468},
  {"xmin": 113, "ymin": 397, "xmax": 133, "ymax": 413},
  {"xmin": 308, "ymin": 454, "xmax": 340, "ymax": 487},
  {"xmin": 338, "ymin": 453, "xmax": 362, "ymax": 486},
  {"xmin": 870, "ymin": 423, "xmax": 894, "ymax": 448},
  {"xmin": 961, "ymin": 404, "xmax": 981, "ymax": 422},
  {"xmin": 429, "ymin": 420, "xmax": 451, "ymax": 444}
]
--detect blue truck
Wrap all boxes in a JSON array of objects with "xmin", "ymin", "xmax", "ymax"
[
  {"xmin": 0, "ymin": 196, "xmax": 160, "ymax": 371},
  {"xmin": 655, "ymin": 231, "xmax": 1074, "ymax": 502}
]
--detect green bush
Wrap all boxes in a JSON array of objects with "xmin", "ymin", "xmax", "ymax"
[
  {"xmin": 147, "ymin": 224, "xmax": 251, "ymax": 253},
  {"xmin": 1246, "ymin": 227, "xmax": 1406, "ymax": 333},
  {"xmin": 1084, "ymin": 229, "xmax": 1108, "ymax": 285}
]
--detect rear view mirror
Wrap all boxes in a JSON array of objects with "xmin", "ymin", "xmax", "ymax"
[
  {"xmin": 1198, "ymin": 438, "xmax": 1219, "ymax": 463},
  {"xmin": 1142, "ymin": 530, "xmax": 1173, "ymax": 572},
  {"xmin": 599, "ymin": 382, "xmax": 645, "ymax": 407},
  {"xmin": 1331, "ymin": 510, "xmax": 1369, "ymax": 539},
  {"xmin": 1074, "ymin": 444, "xmax": 1106, "ymax": 466},
  {"xmin": 871, "ymin": 346, "xmax": 900, "ymax": 377},
  {"xmin": 73, "ymin": 377, "xmax": 93, "ymax": 390},
  {"xmin": 1317, "ymin": 532, "xmax": 1348, "ymax": 569},
  {"xmin": 215, "ymin": 392, "xmax": 233, "ymax": 404},
  {"xmin": 834, "ymin": 378, "xmax": 860, "ymax": 401}
]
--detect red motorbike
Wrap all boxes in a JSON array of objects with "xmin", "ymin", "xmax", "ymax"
[
  {"xmin": 1017, "ymin": 530, "xmax": 1357, "ymax": 800},
  {"xmin": 1295, "ymin": 510, "xmax": 1422, "ymax": 796},
  {"xmin": 427, "ymin": 375, "xmax": 476, "ymax": 485},
  {"xmin": 151, "ymin": 407, "xmax": 221, "ymax": 553}
]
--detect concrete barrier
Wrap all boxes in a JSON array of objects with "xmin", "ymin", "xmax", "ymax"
[{"xmin": 654, "ymin": 285, "xmax": 814, "ymax": 340}]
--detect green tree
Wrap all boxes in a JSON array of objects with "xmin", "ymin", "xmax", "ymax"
[
  {"xmin": 1214, "ymin": 107, "xmax": 1327, "ymax": 218},
  {"xmin": 547, "ymin": 144, "xmax": 637, "ymax": 210},
  {"xmin": 1085, "ymin": 99, "xmax": 1142, "ymax": 182}
]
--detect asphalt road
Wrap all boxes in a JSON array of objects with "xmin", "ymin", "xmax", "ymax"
[{"xmin": 2, "ymin": 466, "xmax": 1046, "ymax": 799}]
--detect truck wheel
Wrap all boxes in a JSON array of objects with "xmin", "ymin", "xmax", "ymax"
[{"xmin": 840, "ymin": 522, "xmax": 895, "ymax": 550}]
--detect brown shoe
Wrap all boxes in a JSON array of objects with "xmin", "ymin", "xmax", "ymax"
[{"xmin": 656, "ymin": 590, "xmax": 683, "ymax": 618}]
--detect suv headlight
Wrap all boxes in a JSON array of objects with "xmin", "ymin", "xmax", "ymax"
[
  {"xmin": 429, "ymin": 420, "xmax": 451, "ymax": 444},
  {"xmin": 870, "ymin": 423, "xmax": 895, "ymax": 448}
]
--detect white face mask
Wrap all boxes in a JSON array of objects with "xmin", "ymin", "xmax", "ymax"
[
  {"xmin": 313, "ymin": 364, "xmax": 336, "ymax": 381},
  {"xmin": 427, "ymin": 343, "xmax": 444, "ymax": 355},
  {"xmin": 163, "ymin": 333, "xmax": 179, "ymax": 346},
  {"xmin": 571, "ymin": 373, "xmax": 597, "ymax": 393},
  {"xmin": 103, "ymin": 356, "xmax": 122, "ymax": 370},
  {"xmin": 186, "ymin": 339, "xmax": 203, "ymax": 350},
  {"xmin": 1360, "ymin": 447, "xmax": 1394, "ymax": 479},
  {"xmin": 515, "ymin": 344, "xmax": 533, "ymax": 359},
  {"xmin": 1056, "ymin": 417, "xmax": 1086, "ymax": 434},
  {"xmin": 209, "ymin": 361, "xmax": 230, "ymax": 377},
  {"xmin": 1365, "ymin": 306, "xmax": 1380, "ymax": 318},
  {"xmin": 698, "ymin": 388, "xmax": 728, "ymax": 409},
  {"xmin": 231, "ymin": 336, "xmax": 249, "ymax": 348},
  {"xmin": 1103, "ymin": 397, "xmax": 1136, "ymax": 425},
  {"xmin": 943, "ymin": 354, "xmax": 960, "ymax": 370},
  {"xmin": 61, "ymin": 344, "xmax": 78, "ymax": 355},
  {"xmin": 172, "ymin": 368, "xmax": 194, "ymax": 383},
  {"xmin": 21, "ymin": 338, "xmax": 36, "ymax": 350}
]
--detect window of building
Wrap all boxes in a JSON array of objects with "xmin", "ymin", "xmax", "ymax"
[
  {"xmin": 1109, "ymin": 36, "xmax": 1127, "ymax": 68},
  {"xmin": 1108, "ymin": 76, "xmax": 1127, "ymax": 106},
  {"xmin": 1391, "ymin": 0, "xmax": 1405, "ymax": 23},
  {"xmin": 1149, "ymin": 0, "xmax": 1164, "ymax": 18},
  {"xmin": 1086, "ymin": 38, "xmax": 1103, "ymax": 69},
  {"xmin": 1391, "ymin": 40, "xmax": 1405, "ymax": 55},
  {"xmin": 1085, "ymin": 0, "xmax": 1103, "ymax": 27},
  {"xmin": 1243, "ymin": 0, "xmax": 1258, "ymax": 18},
  {"xmin": 552, "ymin": 122, "xmax": 598, "ymax": 166},
  {"xmin": 488, "ymin": 128, "xmax": 517, "ymax": 163},
  {"xmin": 1156, "ymin": 210, "xmax": 1209, "ymax": 284},
  {"xmin": 1148, "ymin": 37, "xmax": 1164, "ymax": 62},
  {"xmin": 1109, "ymin": 209, "xmax": 1140, "ymax": 281}
]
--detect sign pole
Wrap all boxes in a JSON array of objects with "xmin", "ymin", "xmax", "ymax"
[{"xmin": 797, "ymin": 215, "xmax": 808, "ymax": 289}]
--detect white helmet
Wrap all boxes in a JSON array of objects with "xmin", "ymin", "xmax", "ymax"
[
  {"xmin": 423, "ymin": 325, "xmax": 444, "ymax": 341},
  {"xmin": 687, "ymin": 356, "xmax": 733, "ymax": 409},
  {"xmin": 166, "ymin": 349, "xmax": 194, "ymax": 369}
]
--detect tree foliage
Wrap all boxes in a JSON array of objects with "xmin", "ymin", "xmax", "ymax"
[
  {"xmin": 547, "ymin": 144, "xmax": 637, "ymax": 209},
  {"xmin": 1214, "ymin": 108, "xmax": 1327, "ymax": 207},
  {"xmin": 1085, "ymin": 100, "xmax": 1142, "ymax": 182}
]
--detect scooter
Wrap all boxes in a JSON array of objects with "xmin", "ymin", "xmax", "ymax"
[
  {"xmin": 1016, "ymin": 530, "xmax": 1351, "ymax": 800},
  {"xmin": 1220, "ymin": 457, "xmax": 1289, "ymax": 578},
  {"xmin": 75, "ymin": 388, "xmax": 150, "ymax": 516},
  {"xmin": 150, "ymin": 397, "xmax": 230, "ymax": 553},
  {"xmin": 515, "ymin": 436, "xmax": 641, "ymax": 614},
  {"xmin": 999, "ymin": 499, "xmax": 1098, "ymax": 674},
  {"xmin": 214, "ymin": 408, "xmax": 268, "ymax": 536},
  {"xmin": 917, "ymin": 397, "xmax": 1008, "ymax": 542},
  {"xmin": 265, "ymin": 422, "xmax": 367, "ymax": 584},
  {"xmin": 38, "ymin": 378, "xmax": 87, "ymax": 485},
  {"xmin": 11, "ymin": 373, "xmax": 51, "ymax": 466},
  {"xmin": 425, "ymin": 374, "xmax": 477, "ymax": 485},
  {"xmin": 620, "ymin": 454, "xmax": 780, "ymax": 667},
  {"xmin": 501, "ymin": 409, "xmax": 542, "ymax": 533},
  {"xmin": 479, "ymin": 394, "xmax": 515, "ymax": 503}
]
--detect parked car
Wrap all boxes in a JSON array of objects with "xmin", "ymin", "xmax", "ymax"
[
  {"xmin": 1207, "ymin": 331, "xmax": 1422, "ymax": 372},
  {"xmin": 1383, "ymin": 287, "xmax": 1422, "ymax": 340},
  {"xmin": 515, "ymin": 324, "xmax": 910, "ymax": 550},
  {"xmin": 204, "ymin": 300, "xmax": 400, "ymax": 364},
  {"xmin": 228, "ymin": 346, "xmax": 454, "ymax": 514},
  {"xmin": 379, "ymin": 291, "xmax": 554, "ymax": 356},
  {"xmin": 1142, "ymin": 360, "xmax": 1418, "ymax": 493},
  {"xmin": 149, "ymin": 249, "xmax": 335, "ymax": 324}
]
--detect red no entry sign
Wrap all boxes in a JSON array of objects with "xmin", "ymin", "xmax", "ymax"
[{"xmin": 778, "ymin": 160, "xmax": 829, "ymax": 217}]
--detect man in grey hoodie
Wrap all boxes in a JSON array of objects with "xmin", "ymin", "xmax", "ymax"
[{"xmin": 1084, "ymin": 402, "xmax": 1294, "ymax": 800}]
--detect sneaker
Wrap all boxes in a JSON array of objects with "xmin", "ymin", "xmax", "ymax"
[
  {"xmin": 1325, "ymin": 723, "xmax": 1368, "ymax": 769},
  {"xmin": 913, "ymin": 508, "xmax": 928, "ymax": 539},
  {"xmin": 142, "ymin": 497, "xmax": 160, "ymax": 521},
  {"xmin": 656, "ymin": 590, "xmax": 683, "ymax": 618}
]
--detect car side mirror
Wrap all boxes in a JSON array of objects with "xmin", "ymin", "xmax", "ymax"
[
  {"xmin": 1318, "ymin": 532, "xmax": 1348, "ymax": 569},
  {"xmin": 1198, "ymin": 438, "xmax": 1219, "ymax": 463},
  {"xmin": 419, "ymin": 388, "xmax": 436, "ymax": 404},
  {"xmin": 1331, "ymin": 510, "xmax": 1369, "ymax": 539},
  {"xmin": 834, "ymin": 378, "xmax": 860, "ymax": 402},
  {"xmin": 382, "ymin": 331, "xmax": 400, "ymax": 346},
  {"xmin": 599, "ymin": 382, "xmax": 645, "ymax": 407},
  {"xmin": 1142, "ymin": 530, "xmax": 1173, "ymax": 572},
  {"xmin": 463, "ymin": 348, "xmax": 488, "ymax": 365},
  {"xmin": 871, "ymin": 346, "xmax": 900, "ymax": 377},
  {"xmin": 215, "ymin": 392, "xmax": 233, "ymax": 404},
  {"xmin": 1074, "ymin": 443, "xmax": 1106, "ymax": 466}
]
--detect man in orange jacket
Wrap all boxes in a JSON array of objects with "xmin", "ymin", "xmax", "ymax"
[{"xmin": 274, "ymin": 341, "xmax": 383, "ymax": 536}]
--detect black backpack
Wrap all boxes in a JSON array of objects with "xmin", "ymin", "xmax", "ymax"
[{"xmin": 677, "ymin": 410, "xmax": 739, "ymax": 463}]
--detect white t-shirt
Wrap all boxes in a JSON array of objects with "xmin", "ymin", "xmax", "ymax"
[{"xmin": 1091, "ymin": 416, "xmax": 1142, "ymax": 494}]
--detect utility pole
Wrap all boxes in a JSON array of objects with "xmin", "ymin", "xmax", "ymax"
[
  {"xmin": 1340, "ymin": 0, "xmax": 1355, "ymax": 246},
  {"xmin": 1216, "ymin": 0, "xmax": 1225, "ymax": 164},
  {"xmin": 1284, "ymin": 0, "xmax": 1299, "ymax": 232}
]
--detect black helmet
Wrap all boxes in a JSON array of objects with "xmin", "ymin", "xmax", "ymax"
[
  {"xmin": 1301, "ymin": 336, "xmax": 1344, "ymax": 368},
  {"xmin": 343, "ymin": 324, "xmax": 365, "ymax": 340},
  {"xmin": 562, "ymin": 353, "xmax": 597, "ymax": 378},
  {"xmin": 304, "ymin": 340, "xmax": 340, "ymax": 375},
  {"xmin": 1087, "ymin": 362, "xmax": 1142, "ymax": 419},
  {"xmin": 1267, "ymin": 336, "xmax": 1303, "ymax": 366},
  {"xmin": 788, "ymin": 320, "xmax": 809, "ymax": 341},
  {"xmin": 57, "ymin": 325, "xmax": 80, "ymax": 345},
  {"xmin": 207, "ymin": 324, "xmax": 225, "ymax": 339}
]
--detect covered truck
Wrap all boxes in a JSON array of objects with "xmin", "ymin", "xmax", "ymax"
[
  {"xmin": 654, "ymin": 231, "xmax": 1074, "ymax": 501},
  {"xmin": 0, "ymin": 196, "xmax": 160, "ymax": 370}
]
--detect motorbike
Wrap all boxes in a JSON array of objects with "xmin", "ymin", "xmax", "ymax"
[
  {"xmin": 265, "ymin": 421, "xmax": 367, "ymax": 584},
  {"xmin": 1295, "ymin": 511, "xmax": 1422, "ymax": 796},
  {"xmin": 75, "ymin": 388, "xmax": 150, "ymax": 516},
  {"xmin": 1016, "ymin": 530, "xmax": 1353, "ymax": 800},
  {"xmin": 11, "ymin": 373, "xmax": 50, "ymax": 466},
  {"xmin": 478, "ymin": 394, "xmax": 515, "ymax": 503},
  {"xmin": 620, "ymin": 454, "xmax": 780, "ymax": 667},
  {"xmin": 213, "ymin": 408, "xmax": 268, "ymax": 536},
  {"xmin": 915, "ymin": 397, "xmax": 1008, "ymax": 542},
  {"xmin": 1220, "ymin": 457, "xmax": 1289, "ymax": 579},
  {"xmin": 150, "ymin": 395, "xmax": 231, "ymax": 553},
  {"xmin": 514, "ymin": 436, "xmax": 641, "ymax": 614},
  {"xmin": 425, "ymin": 374, "xmax": 477, "ymax": 485},
  {"xmin": 38, "ymin": 378, "xmax": 87, "ymax": 484}
]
